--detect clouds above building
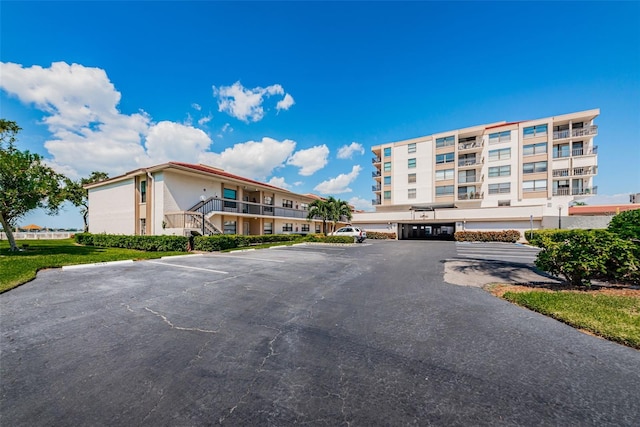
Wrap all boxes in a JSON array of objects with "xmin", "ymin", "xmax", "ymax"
[
  {"xmin": 314, "ymin": 165, "xmax": 362, "ymax": 194},
  {"xmin": 286, "ymin": 145, "xmax": 329, "ymax": 176},
  {"xmin": 213, "ymin": 81, "xmax": 294, "ymax": 123},
  {"xmin": 337, "ymin": 142, "xmax": 364, "ymax": 159}
]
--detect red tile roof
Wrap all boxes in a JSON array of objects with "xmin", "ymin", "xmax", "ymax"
[
  {"xmin": 169, "ymin": 162, "xmax": 287, "ymax": 192},
  {"xmin": 568, "ymin": 204, "xmax": 640, "ymax": 216}
]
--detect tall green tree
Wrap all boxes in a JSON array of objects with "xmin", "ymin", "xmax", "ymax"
[
  {"xmin": 65, "ymin": 171, "xmax": 109, "ymax": 232},
  {"xmin": 327, "ymin": 197, "xmax": 353, "ymax": 233},
  {"xmin": 306, "ymin": 198, "xmax": 331, "ymax": 235},
  {"xmin": 0, "ymin": 119, "xmax": 65, "ymax": 251}
]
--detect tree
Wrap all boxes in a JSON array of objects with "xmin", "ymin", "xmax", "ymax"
[
  {"xmin": 607, "ymin": 209, "xmax": 640, "ymax": 241},
  {"xmin": 307, "ymin": 199, "xmax": 330, "ymax": 235},
  {"xmin": 65, "ymin": 171, "xmax": 109, "ymax": 232},
  {"xmin": 0, "ymin": 119, "xmax": 65, "ymax": 251},
  {"xmin": 327, "ymin": 197, "xmax": 353, "ymax": 233}
]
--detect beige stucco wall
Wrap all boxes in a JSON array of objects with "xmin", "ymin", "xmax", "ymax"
[{"xmin": 88, "ymin": 179, "xmax": 135, "ymax": 234}]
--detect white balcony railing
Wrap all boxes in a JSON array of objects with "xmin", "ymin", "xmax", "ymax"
[{"xmin": 553, "ymin": 125, "xmax": 598, "ymax": 140}]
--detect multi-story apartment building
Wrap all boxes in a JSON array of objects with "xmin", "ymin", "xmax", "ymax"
[
  {"xmin": 353, "ymin": 109, "xmax": 599, "ymax": 239},
  {"xmin": 86, "ymin": 162, "xmax": 331, "ymax": 237}
]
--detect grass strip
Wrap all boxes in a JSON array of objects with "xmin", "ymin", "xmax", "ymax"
[
  {"xmin": 503, "ymin": 290, "xmax": 640, "ymax": 349},
  {"xmin": 0, "ymin": 239, "xmax": 183, "ymax": 293}
]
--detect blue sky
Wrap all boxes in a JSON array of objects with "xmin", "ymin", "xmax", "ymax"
[{"xmin": 1, "ymin": 1, "xmax": 639, "ymax": 229}]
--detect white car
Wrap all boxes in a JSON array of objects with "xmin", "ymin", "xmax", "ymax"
[{"xmin": 331, "ymin": 226, "xmax": 367, "ymax": 243}]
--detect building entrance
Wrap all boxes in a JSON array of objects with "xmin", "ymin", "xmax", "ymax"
[{"xmin": 399, "ymin": 223, "xmax": 456, "ymax": 240}]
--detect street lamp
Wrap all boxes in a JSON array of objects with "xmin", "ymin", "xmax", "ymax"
[{"xmin": 558, "ymin": 205, "xmax": 562, "ymax": 229}]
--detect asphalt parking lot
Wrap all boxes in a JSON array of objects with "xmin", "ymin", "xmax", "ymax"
[{"xmin": 1, "ymin": 240, "xmax": 639, "ymax": 426}]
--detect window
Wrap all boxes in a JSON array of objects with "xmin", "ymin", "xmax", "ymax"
[
  {"xmin": 223, "ymin": 188, "xmax": 237, "ymax": 210},
  {"xmin": 523, "ymin": 161, "xmax": 547, "ymax": 174},
  {"xmin": 436, "ymin": 135, "xmax": 455, "ymax": 148},
  {"xmin": 282, "ymin": 223, "xmax": 293, "ymax": 232},
  {"xmin": 553, "ymin": 143, "xmax": 570, "ymax": 158},
  {"xmin": 301, "ymin": 224, "xmax": 310, "ymax": 232},
  {"xmin": 384, "ymin": 162, "xmax": 391, "ymax": 172},
  {"xmin": 408, "ymin": 158, "xmax": 416, "ymax": 169},
  {"xmin": 488, "ymin": 165, "xmax": 511, "ymax": 177},
  {"xmin": 300, "ymin": 203, "xmax": 309, "ymax": 211},
  {"xmin": 139, "ymin": 218, "xmax": 146, "ymax": 235},
  {"xmin": 282, "ymin": 199, "xmax": 293, "ymax": 208},
  {"xmin": 140, "ymin": 180, "xmax": 147, "ymax": 203},
  {"xmin": 315, "ymin": 223, "xmax": 321, "ymax": 233},
  {"xmin": 408, "ymin": 173, "xmax": 416, "ymax": 183},
  {"xmin": 223, "ymin": 221, "xmax": 237, "ymax": 234},
  {"xmin": 435, "ymin": 169, "xmax": 454, "ymax": 181},
  {"xmin": 523, "ymin": 124, "xmax": 548, "ymax": 138},
  {"xmin": 488, "ymin": 183, "xmax": 511, "ymax": 194},
  {"xmin": 436, "ymin": 152, "xmax": 454, "ymax": 164},
  {"xmin": 488, "ymin": 148, "xmax": 511, "ymax": 161},
  {"xmin": 435, "ymin": 185, "xmax": 454, "ymax": 196},
  {"xmin": 383, "ymin": 176, "xmax": 391, "ymax": 185},
  {"xmin": 572, "ymin": 141, "xmax": 584, "ymax": 156},
  {"xmin": 408, "ymin": 143, "xmax": 416, "ymax": 153},
  {"xmin": 489, "ymin": 131, "xmax": 511, "ymax": 144},
  {"xmin": 523, "ymin": 179, "xmax": 547, "ymax": 192},
  {"xmin": 264, "ymin": 222, "xmax": 273, "ymax": 235},
  {"xmin": 498, "ymin": 200, "xmax": 511, "ymax": 206},
  {"xmin": 408, "ymin": 188, "xmax": 416, "ymax": 199},
  {"xmin": 458, "ymin": 170, "xmax": 476, "ymax": 183},
  {"xmin": 384, "ymin": 191, "xmax": 391, "ymax": 200},
  {"xmin": 384, "ymin": 147, "xmax": 391, "ymax": 157},
  {"xmin": 523, "ymin": 142, "xmax": 547, "ymax": 156}
]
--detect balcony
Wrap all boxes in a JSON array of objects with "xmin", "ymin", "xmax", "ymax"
[
  {"xmin": 372, "ymin": 156, "xmax": 381, "ymax": 164},
  {"xmin": 553, "ymin": 125, "xmax": 598, "ymax": 140},
  {"xmin": 457, "ymin": 157, "xmax": 483, "ymax": 168},
  {"xmin": 572, "ymin": 145, "xmax": 598, "ymax": 156},
  {"xmin": 457, "ymin": 192, "xmax": 484, "ymax": 200},
  {"xmin": 371, "ymin": 198, "xmax": 381, "ymax": 206},
  {"xmin": 190, "ymin": 197, "xmax": 311, "ymax": 219},
  {"xmin": 458, "ymin": 139, "xmax": 483, "ymax": 151},
  {"xmin": 372, "ymin": 184, "xmax": 381, "ymax": 192},
  {"xmin": 553, "ymin": 186, "xmax": 598, "ymax": 196},
  {"xmin": 372, "ymin": 170, "xmax": 381, "ymax": 178}
]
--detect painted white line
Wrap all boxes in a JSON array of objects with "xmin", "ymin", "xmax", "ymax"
[
  {"xmin": 62, "ymin": 260, "xmax": 134, "ymax": 271},
  {"xmin": 160, "ymin": 253, "xmax": 204, "ymax": 260},
  {"xmin": 210, "ymin": 254, "xmax": 285, "ymax": 263},
  {"xmin": 457, "ymin": 254, "xmax": 537, "ymax": 260},
  {"xmin": 146, "ymin": 261, "xmax": 228, "ymax": 274}
]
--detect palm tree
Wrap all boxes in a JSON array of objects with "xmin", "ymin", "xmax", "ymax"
[
  {"xmin": 328, "ymin": 197, "xmax": 352, "ymax": 233},
  {"xmin": 306, "ymin": 199, "xmax": 330, "ymax": 234}
]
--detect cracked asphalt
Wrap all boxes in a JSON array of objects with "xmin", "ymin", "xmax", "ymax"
[{"xmin": 1, "ymin": 240, "xmax": 639, "ymax": 426}]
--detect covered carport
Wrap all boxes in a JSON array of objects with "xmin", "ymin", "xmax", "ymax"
[{"xmin": 398, "ymin": 204, "xmax": 457, "ymax": 240}]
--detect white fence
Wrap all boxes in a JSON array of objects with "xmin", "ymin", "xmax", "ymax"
[{"xmin": 1, "ymin": 232, "xmax": 75, "ymax": 240}]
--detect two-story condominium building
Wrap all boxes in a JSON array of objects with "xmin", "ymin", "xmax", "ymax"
[
  {"xmin": 86, "ymin": 162, "xmax": 329, "ymax": 237},
  {"xmin": 353, "ymin": 109, "xmax": 599, "ymax": 239}
]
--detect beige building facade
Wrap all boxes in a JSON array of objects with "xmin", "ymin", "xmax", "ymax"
[
  {"xmin": 86, "ymin": 162, "xmax": 327, "ymax": 237},
  {"xmin": 354, "ymin": 109, "xmax": 599, "ymax": 239}
]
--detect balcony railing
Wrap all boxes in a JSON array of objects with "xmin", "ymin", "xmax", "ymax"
[
  {"xmin": 553, "ymin": 125, "xmax": 598, "ymax": 140},
  {"xmin": 553, "ymin": 186, "xmax": 598, "ymax": 196},
  {"xmin": 573, "ymin": 166, "xmax": 597, "ymax": 176},
  {"xmin": 458, "ymin": 140, "xmax": 483, "ymax": 151},
  {"xmin": 372, "ymin": 156, "xmax": 381, "ymax": 164},
  {"xmin": 372, "ymin": 198, "xmax": 381, "ymax": 205},
  {"xmin": 458, "ymin": 158, "xmax": 483, "ymax": 167},
  {"xmin": 372, "ymin": 184, "xmax": 381, "ymax": 191},
  {"xmin": 372, "ymin": 170, "xmax": 381, "ymax": 178},
  {"xmin": 191, "ymin": 197, "xmax": 311, "ymax": 219},
  {"xmin": 572, "ymin": 146, "xmax": 598, "ymax": 156},
  {"xmin": 457, "ymin": 192, "xmax": 484, "ymax": 200}
]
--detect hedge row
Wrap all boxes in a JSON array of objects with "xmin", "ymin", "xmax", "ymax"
[
  {"xmin": 533, "ymin": 229, "xmax": 639, "ymax": 286},
  {"xmin": 193, "ymin": 233, "xmax": 355, "ymax": 251},
  {"xmin": 366, "ymin": 231, "xmax": 397, "ymax": 240},
  {"xmin": 454, "ymin": 230, "xmax": 521, "ymax": 243},
  {"xmin": 74, "ymin": 233, "xmax": 189, "ymax": 252}
]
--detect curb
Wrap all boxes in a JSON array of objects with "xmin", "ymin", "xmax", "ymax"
[{"xmin": 62, "ymin": 260, "xmax": 134, "ymax": 271}]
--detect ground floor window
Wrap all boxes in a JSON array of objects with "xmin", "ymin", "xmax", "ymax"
[
  {"xmin": 282, "ymin": 223, "xmax": 293, "ymax": 232},
  {"xmin": 139, "ymin": 218, "xmax": 146, "ymax": 235},
  {"xmin": 301, "ymin": 224, "xmax": 310, "ymax": 232},
  {"xmin": 223, "ymin": 220, "xmax": 236, "ymax": 234},
  {"xmin": 264, "ymin": 222, "xmax": 273, "ymax": 234},
  {"xmin": 315, "ymin": 223, "xmax": 321, "ymax": 233}
]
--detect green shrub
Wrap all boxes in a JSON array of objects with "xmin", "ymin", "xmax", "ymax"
[
  {"xmin": 534, "ymin": 230, "xmax": 639, "ymax": 286},
  {"xmin": 608, "ymin": 209, "xmax": 640, "ymax": 241},
  {"xmin": 526, "ymin": 229, "xmax": 575, "ymax": 247},
  {"xmin": 74, "ymin": 233, "xmax": 188, "ymax": 252},
  {"xmin": 320, "ymin": 235, "xmax": 356, "ymax": 244},
  {"xmin": 193, "ymin": 234, "xmax": 301, "ymax": 251},
  {"xmin": 454, "ymin": 230, "xmax": 521, "ymax": 243},
  {"xmin": 366, "ymin": 231, "xmax": 397, "ymax": 240}
]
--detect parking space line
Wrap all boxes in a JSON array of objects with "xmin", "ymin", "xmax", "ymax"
[
  {"xmin": 210, "ymin": 254, "xmax": 285, "ymax": 263},
  {"xmin": 146, "ymin": 261, "xmax": 228, "ymax": 274}
]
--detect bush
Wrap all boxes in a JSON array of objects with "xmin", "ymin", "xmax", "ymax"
[
  {"xmin": 608, "ymin": 209, "xmax": 640, "ymax": 241},
  {"xmin": 74, "ymin": 233, "xmax": 189, "ymax": 252},
  {"xmin": 534, "ymin": 230, "xmax": 639, "ymax": 286},
  {"xmin": 366, "ymin": 231, "xmax": 397, "ymax": 240},
  {"xmin": 193, "ymin": 234, "xmax": 301, "ymax": 251},
  {"xmin": 454, "ymin": 230, "xmax": 521, "ymax": 243}
]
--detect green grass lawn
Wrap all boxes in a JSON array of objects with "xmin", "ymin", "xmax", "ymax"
[
  {"xmin": 0, "ymin": 238, "xmax": 184, "ymax": 293},
  {"xmin": 503, "ymin": 290, "xmax": 640, "ymax": 349}
]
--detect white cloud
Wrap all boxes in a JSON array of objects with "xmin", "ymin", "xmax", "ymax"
[
  {"xmin": 314, "ymin": 165, "xmax": 362, "ymax": 194},
  {"xmin": 145, "ymin": 121, "xmax": 211, "ymax": 164},
  {"xmin": 267, "ymin": 176, "xmax": 291, "ymax": 189},
  {"xmin": 286, "ymin": 145, "xmax": 329, "ymax": 176},
  {"xmin": 276, "ymin": 93, "xmax": 295, "ymax": 111},
  {"xmin": 199, "ymin": 137, "xmax": 296, "ymax": 180},
  {"xmin": 192, "ymin": 103, "xmax": 202, "ymax": 111},
  {"xmin": 221, "ymin": 123, "xmax": 233, "ymax": 133},
  {"xmin": 213, "ymin": 81, "xmax": 292, "ymax": 122},
  {"xmin": 198, "ymin": 113, "xmax": 213, "ymax": 126},
  {"xmin": 348, "ymin": 196, "xmax": 374, "ymax": 212},
  {"xmin": 337, "ymin": 142, "xmax": 364, "ymax": 159}
]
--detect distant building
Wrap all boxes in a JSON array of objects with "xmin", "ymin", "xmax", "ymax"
[
  {"xmin": 568, "ymin": 204, "xmax": 640, "ymax": 216},
  {"xmin": 631, "ymin": 193, "xmax": 640, "ymax": 204},
  {"xmin": 353, "ymin": 109, "xmax": 600, "ymax": 239}
]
